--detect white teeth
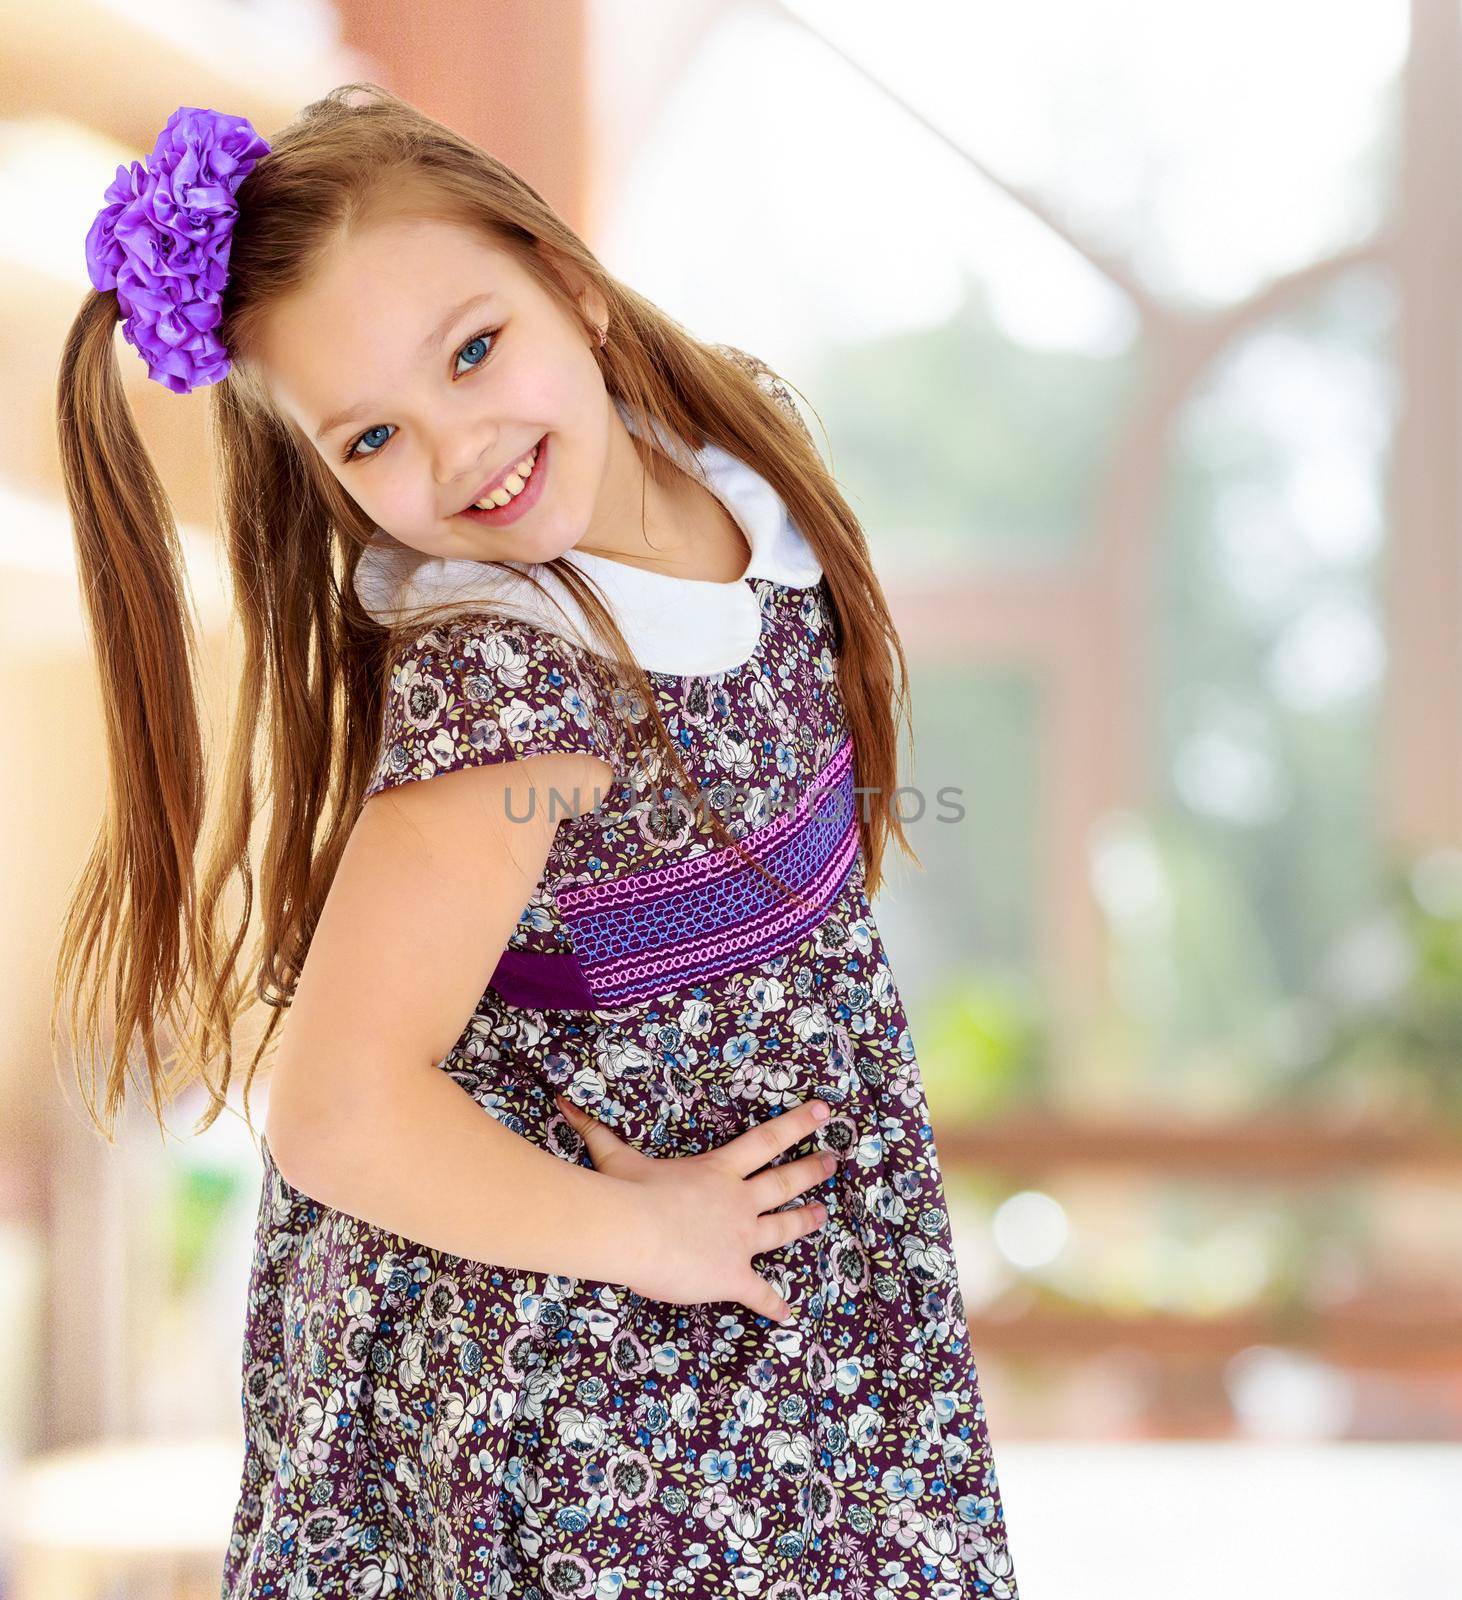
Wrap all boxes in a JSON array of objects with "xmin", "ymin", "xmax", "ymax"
[{"xmin": 473, "ymin": 444, "xmax": 539, "ymax": 510}]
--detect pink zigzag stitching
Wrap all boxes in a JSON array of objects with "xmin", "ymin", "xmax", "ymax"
[
  {"xmin": 580, "ymin": 823, "xmax": 861, "ymax": 1002},
  {"xmin": 555, "ymin": 736, "xmax": 854, "ymax": 915},
  {"xmin": 567, "ymin": 761, "xmax": 855, "ymax": 965},
  {"xmin": 570, "ymin": 787, "xmax": 853, "ymax": 958},
  {"xmin": 579, "ymin": 787, "xmax": 858, "ymax": 976},
  {"xmin": 573, "ymin": 785, "xmax": 859, "ymax": 995}
]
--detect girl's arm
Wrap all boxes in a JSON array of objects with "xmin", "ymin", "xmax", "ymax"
[{"xmin": 263, "ymin": 746, "xmax": 653, "ymax": 1287}]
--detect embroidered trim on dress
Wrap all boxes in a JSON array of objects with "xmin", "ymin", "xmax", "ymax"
[{"xmin": 485, "ymin": 736, "xmax": 858, "ymax": 1010}]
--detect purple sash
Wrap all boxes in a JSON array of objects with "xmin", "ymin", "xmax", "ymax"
[{"xmin": 487, "ymin": 736, "xmax": 858, "ymax": 1011}]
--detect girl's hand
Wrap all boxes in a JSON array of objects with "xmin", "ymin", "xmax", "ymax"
[{"xmin": 553, "ymin": 1094, "xmax": 836, "ymax": 1325}]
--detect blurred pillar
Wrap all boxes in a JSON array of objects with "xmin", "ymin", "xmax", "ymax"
[
  {"xmin": 332, "ymin": 0, "xmax": 592, "ymax": 235},
  {"xmin": 1383, "ymin": 0, "xmax": 1462, "ymax": 851}
]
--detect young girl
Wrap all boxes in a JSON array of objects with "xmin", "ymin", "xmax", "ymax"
[{"xmin": 55, "ymin": 85, "xmax": 1020, "ymax": 1599}]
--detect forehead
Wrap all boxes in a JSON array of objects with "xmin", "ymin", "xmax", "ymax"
[{"xmin": 255, "ymin": 217, "xmax": 539, "ymax": 428}]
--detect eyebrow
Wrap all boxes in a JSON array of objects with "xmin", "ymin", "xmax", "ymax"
[{"xmin": 312, "ymin": 290, "xmax": 501, "ymax": 443}]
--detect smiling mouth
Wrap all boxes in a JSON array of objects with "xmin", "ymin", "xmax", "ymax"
[{"xmin": 466, "ymin": 438, "xmax": 543, "ymax": 511}]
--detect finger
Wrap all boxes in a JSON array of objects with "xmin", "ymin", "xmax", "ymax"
[
  {"xmin": 740, "ymin": 1272, "xmax": 794, "ymax": 1327},
  {"xmin": 755, "ymin": 1198, "xmax": 827, "ymax": 1254},
  {"xmin": 553, "ymin": 1094, "xmax": 623, "ymax": 1167},
  {"xmin": 746, "ymin": 1149, "xmax": 837, "ymax": 1213},
  {"xmin": 720, "ymin": 1100, "xmax": 832, "ymax": 1179}
]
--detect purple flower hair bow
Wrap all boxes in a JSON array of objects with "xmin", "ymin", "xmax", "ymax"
[{"xmin": 84, "ymin": 106, "xmax": 271, "ymax": 394}]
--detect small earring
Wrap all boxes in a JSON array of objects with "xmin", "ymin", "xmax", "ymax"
[{"xmin": 597, "ymin": 324, "xmax": 608, "ymax": 349}]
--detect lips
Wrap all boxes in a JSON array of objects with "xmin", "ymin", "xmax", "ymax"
[
  {"xmin": 461, "ymin": 435, "xmax": 546, "ymax": 514},
  {"xmin": 457, "ymin": 432, "xmax": 551, "ymax": 527}
]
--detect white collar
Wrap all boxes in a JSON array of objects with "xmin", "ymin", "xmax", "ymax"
[{"xmin": 352, "ymin": 396, "xmax": 823, "ymax": 676}]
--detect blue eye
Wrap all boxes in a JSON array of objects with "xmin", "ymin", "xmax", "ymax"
[
  {"xmin": 455, "ymin": 333, "xmax": 492, "ymax": 375},
  {"xmin": 350, "ymin": 424, "xmax": 391, "ymax": 459},
  {"xmin": 342, "ymin": 325, "xmax": 501, "ymax": 463}
]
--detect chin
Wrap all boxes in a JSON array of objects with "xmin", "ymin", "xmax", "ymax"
[{"xmin": 507, "ymin": 524, "xmax": 582, "ymax": 567}]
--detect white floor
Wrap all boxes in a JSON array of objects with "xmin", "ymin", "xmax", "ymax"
[
  {"xmin": 994, "ymin": 1441, "xmax": 1462, "ymax": 1597},
  {"xmin": 8, "ymin": 1437, "xmax": 1461, "ymax": 1596}
]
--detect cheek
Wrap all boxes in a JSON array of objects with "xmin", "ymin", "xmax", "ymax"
[
  {"xmin": 501, "ymin": 318, "xmax": 599, "ymax": 416},
  {"xmin": 503, "ymin": 360, "xmax": 574, "ymax": 426},
  {"xmin": 506, "ymin": 362, "xmax": 603, "ymax": 492},
  {"xmin": 342, "ymin": 453, "xmax": 434, "ymax": 530}
]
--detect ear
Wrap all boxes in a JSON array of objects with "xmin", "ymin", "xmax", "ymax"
[
  {"xmin": 576, "ymin": 283, "xmax": 609, "ymax": 342},
  {"xmin": 532, "ymin": 239, "xmax": 607, "ymax": 339}
]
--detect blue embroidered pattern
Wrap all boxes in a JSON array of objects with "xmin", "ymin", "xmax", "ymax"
[{"xmin": 553, "ymin": 736, "xmax": 858, "ymax": 1006}]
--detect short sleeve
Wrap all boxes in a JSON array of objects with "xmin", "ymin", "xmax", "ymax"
[
  {"xmin": 363, "ymin": 612, "xmax": 619, "ymax": 803},
  {"xmin": 712, "ymin": 343, "xmax": 820, "ymax": 454}
]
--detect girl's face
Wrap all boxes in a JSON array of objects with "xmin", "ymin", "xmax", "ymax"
[{"xmin": 254, "ymin": 214, "xmax": 635, "ymax": 567}]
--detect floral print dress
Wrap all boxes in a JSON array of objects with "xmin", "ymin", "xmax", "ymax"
[{"xmin": 221, "ymin": 360, "xmax": 1021, "ymax": 1600}]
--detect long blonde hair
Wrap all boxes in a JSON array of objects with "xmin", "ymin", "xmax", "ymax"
[{"xmin": 52, "ymin": 83, "xmax": 918, "ymax": 1144}]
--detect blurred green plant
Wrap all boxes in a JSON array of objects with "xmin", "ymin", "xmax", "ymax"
[
  {"xmin": 1271, "ymin": 850, "xmax": 1462, "ymax": 1126},
  {"xmin": 917, "ymin": 966, "xmax": 1049, "ymax": 1122},
  {"xmin": 168, "ymin": 1163, "xmax": 244, "ymax": 1298}
]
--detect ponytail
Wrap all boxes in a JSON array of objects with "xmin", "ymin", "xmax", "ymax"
[{"xmin": 52, "ymin": 292, "xmax": 213, "ymax": 1140}]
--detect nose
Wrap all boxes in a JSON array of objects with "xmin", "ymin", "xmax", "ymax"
[{"xmin": 434, "ymin": 424, "xmax": 495, "ymax": 493}]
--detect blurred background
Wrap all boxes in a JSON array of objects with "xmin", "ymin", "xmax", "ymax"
[{"xmin": 3, "ymin": 0, "xmax": 1460, "ymax": 1594}]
